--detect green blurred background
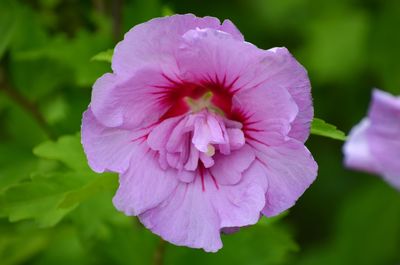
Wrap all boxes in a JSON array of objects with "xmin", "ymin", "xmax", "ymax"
[{"xmin": 1, "ymin": 0, "xmax": 400, "ymax": 264}]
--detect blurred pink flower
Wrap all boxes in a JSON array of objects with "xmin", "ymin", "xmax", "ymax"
[
  {"xmin": 82, "ymin": 14, "xmax": 317, "ymax": 252},
  {"xmin": 344, "ymin": 89, "xmax": 400, "ymax": 189}
]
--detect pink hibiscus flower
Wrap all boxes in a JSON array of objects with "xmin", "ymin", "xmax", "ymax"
[
  {"xmin": 82, "ymin": 14, "xmax": 317, "ymax": 252},
  {"xmin": 344, "ymin": 89, "xmax": 400, "ymax": 190}
]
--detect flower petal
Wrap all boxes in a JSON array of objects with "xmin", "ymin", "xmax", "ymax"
[
  {"xmin": 89, "ymin": 73, "xmax": 121, "ymax": 128},
  {"xmin": 112, "ymin": 14, "xmax": 243, "ymax": 77},
  {"xmin": 177, "ymin": 28, "xmax": 262, "ymax": 91},
  {"xmin": 220, "ymin": 19, "xmax": 244, "ymax": 41},
  {"xmin": 90, "ymin": 69, "xmax": 174, "ymax": 129},
  {"xmin": 177, "ymin": 29, "xmax": 312, "ymax": 142},
  {"xmin": 112, "ymin": 143, "xmax": 179, "ymax": 216},
  {"xmin": 139, "ymin": 161, "xmax": 267, "ymax": 252},
  {"xmin": 344, "ymin": 89, "xmax": 400, "ymax": 189},
  {"xmin": 139, "ymin": 177, "xmax": 222, "ymax": 252},
  {"xmin": 210, "ymin": 145, "xmax": 255, "ymax": 185},
  {"xmin": 368, "ymin": 89, "xmax": 400, "ymax": 134},
  {"xmin": 233, "ymin": 83, "xmax": 299, "ymax": 146},
  {"xmin": 259, "ymin": 48, "xmax": 313, "ymax": 143},
  {"xmin": 214, "ymin": 160, "xmax": 268, "ymax": 228},
  {"xmin": 343, "ymin": 119, "xmax": 379, "ymax": 174},
  {"xmin": 81, "ymin": 109, "xmax": 138, "ymax": 173},
  {"xmin": 147, "ymin": 115, "xmax": 184, "ymax": 152},
  {"xmin": 367, "ymin": 90, "xmax": 400, "ymax": 188},
  {"xmin": 248, "ymin": 139, "xmax": 317, "ymax": 217}
]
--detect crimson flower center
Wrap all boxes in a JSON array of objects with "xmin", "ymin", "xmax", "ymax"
[{"xmin": 160, "ymin": 80, "xmax": 234, "ymax": 120}]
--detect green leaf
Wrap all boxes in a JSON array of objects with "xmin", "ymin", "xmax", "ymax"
[
  {"xmin": 0, "ymin": 143, "xmax": 37, "ymax": 192},
  {"xmin": 0, "ymin": 172, "xmax": 88, "ymax": 227},
  {"xmin": 29, "ymin": 226, "xmax": 91, "ymax": 265},
  {"xmin": 13, "ymin": 27, "xmax": 112, "ymax": 87},
  {"xmin": 0, "ymin": 226, "xmax": 50, "ymax": 265},
  {"xmin": 91, "ymin": 49, "xmax": 113, "ymax": 63},
  {"xmin": 311, "ymin": 118, "xmax": 346, "ymax": 141},
  {"xmin": 69, "ymin": 190, "xmax": 159, "ymax": 265},
  {"xmin": 2, "ymin": 98, "xmax": 48, "ymax": 148},
  {"xmin": 258, "ymin": 211, "xmax": 289, "ymax": 226},
  {"xmin": 0, "ymin": 134, "xmax": 117, "ymax": 226},
  {"xmin": 0, "ymin": 170, "xmax": 117, "ymax": 227},
  {"xmin": 162, "ymin": 6, "xmax": 175, "ymax": 16},
  {"xmin": 33, "ymin": 134, "xmax": 89, "ymax": 172},
  {"xmin": 59, "ymin": 173, "xmax": 117, "ymax": 209}
]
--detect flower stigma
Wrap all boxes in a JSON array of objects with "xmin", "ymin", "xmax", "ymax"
[
  {"xmin": 184, "ymin": 91, "xmax": 225, "ymax": 116},
  {"xmin": 206, "ymin": 144, "xmax": 215, "ymax": 157}
]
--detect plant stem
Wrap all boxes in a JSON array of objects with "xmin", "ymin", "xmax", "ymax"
[
  {"xmin": 92, "ymin": 0, "xmax": 105, "ymax": 14},
  {"xmin": 0, "ymin": 68, "xmax": 55, "ymax": 140},
  {"xmin": 153, "ymin": 238, "xmax": 167, "ymax": 265},
  {"xmin": 112, "ymin": 0, "xmax": 123, "ymax": 42}
]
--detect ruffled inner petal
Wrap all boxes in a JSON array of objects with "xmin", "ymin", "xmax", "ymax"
[{"xmin": 147, "ymin": 110, "xmax": 248, "ymax": 177}]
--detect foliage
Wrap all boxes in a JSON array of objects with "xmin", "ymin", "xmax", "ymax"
[
  {"xmin": 311, "ymin": 118, "xmax": 346, "ymax": 141},
  {"xmin": 91, "ymin": 49, "xmax": 113, "ymax": 63}
]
